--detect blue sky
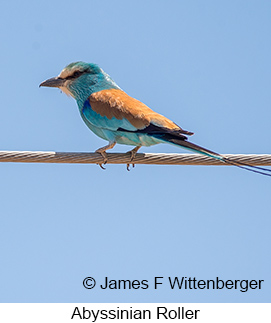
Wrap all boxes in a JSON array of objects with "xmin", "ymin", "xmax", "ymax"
[{"xmin": 0, "ymin": 0, "xmax": 270, "ymax": 302}]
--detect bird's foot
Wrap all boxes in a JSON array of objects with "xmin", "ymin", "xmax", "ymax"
[
  {"xmin": 126, "ymin": 146, "xmax": 141, "ymax": 171},
  {"xmin": 95, "ymin": 142, "xmax": 116, "ymax": 170},
  {"xmin": 95, "ymin": 150, "xmax": 108, "ymax": 170}
]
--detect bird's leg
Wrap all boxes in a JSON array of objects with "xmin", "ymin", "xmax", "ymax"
[
  {"xmin": 126, "ymin": 146, "xmax": 141, "ymax": 171},
  {"xmin": 95, "ymin": 141, "xmax": 116, "ymax": 169}
]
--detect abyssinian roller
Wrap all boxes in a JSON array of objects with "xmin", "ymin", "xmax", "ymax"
[{"xmin": 40, "ymin": 62, "xmax": 271, "ymax": 176}]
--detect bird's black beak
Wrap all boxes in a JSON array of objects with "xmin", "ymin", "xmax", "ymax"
[{"xmin": 39, "ymin": 77, "xmax": 65, "ymax": 88}]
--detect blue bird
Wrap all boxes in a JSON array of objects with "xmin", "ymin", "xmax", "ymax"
[{"xmin": 40, "ymin": 61, "xmax": 271, "ymax": 176}]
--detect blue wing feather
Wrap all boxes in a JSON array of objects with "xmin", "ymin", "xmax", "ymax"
[
  {"xmin": 80, "ymin": 100, "xmax": 162, "ymax": 146},
  {"xmin": 81, "ymin": 100, "xmax": 137, "ymax": 132}
]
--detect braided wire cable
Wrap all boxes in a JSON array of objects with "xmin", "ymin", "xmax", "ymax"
[{"xmin": 0, "ymin": 151, "xmax": 270, "ymax": 166}]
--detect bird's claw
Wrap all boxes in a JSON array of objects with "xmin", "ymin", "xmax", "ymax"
[
  {"xmin": 126, "ymin": 146, "xmax": 140, "ymax": 171},
  {"xmin": 95, "ymin": 151, "xmax": 108, "ymax": 170},
  {"xmin": 126, "ymin": 163, "xmax": 135, "ymax": 171},
  {"xmin": 98, "ymin": 163, "xmax": 106, "ymax": 170},
  {"xmin": 95, "ymin": 142, "xmax": 116, "ymax": 170},
  {"xmin": 126, "ymin": 153, "xmax": 136, "ymax": 171}
]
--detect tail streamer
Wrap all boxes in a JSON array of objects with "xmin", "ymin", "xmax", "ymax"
[
  {"xmin": 222, "ymin": 157, "xmax": 271, "ymax": 177},
  {"xmin": 165, "ymin": 137, "xmax": 271, "ymax": 177}
]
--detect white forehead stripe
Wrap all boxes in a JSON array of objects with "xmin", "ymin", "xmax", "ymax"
[{"xmin": 59, "ymin": 66, "xmax": 81, "ymax": 79}]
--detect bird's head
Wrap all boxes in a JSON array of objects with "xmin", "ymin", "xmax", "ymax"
[{"xmin": 40, "ymin": 61, "xmax": 120, "ymax": 103}]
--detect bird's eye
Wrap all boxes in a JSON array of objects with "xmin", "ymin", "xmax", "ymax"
[
  {"xmin": 65, "ymin": 69, "xmax": 89, "ymax": 80},
  {"xmin": 65, "ymin": 70, "xmax": 84, "ymax": 80},
  {"xmin": 72, "ymin": 71, "xmax": 82, "ymax": 78}
]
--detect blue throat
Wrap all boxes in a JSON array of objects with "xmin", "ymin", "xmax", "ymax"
[{"xmin": 69, "ymin": 71, "xmax": 121, "ymax": 109}]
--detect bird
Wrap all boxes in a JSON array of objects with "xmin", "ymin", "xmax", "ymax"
[{"xmin": 40, "ymin": 61, "xmax": 271, "ymax": 176}]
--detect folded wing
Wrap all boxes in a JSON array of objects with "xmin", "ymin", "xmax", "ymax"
[{"xmin": 83, "ymin": 89, "xmax": 193, "ymax": 139}]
